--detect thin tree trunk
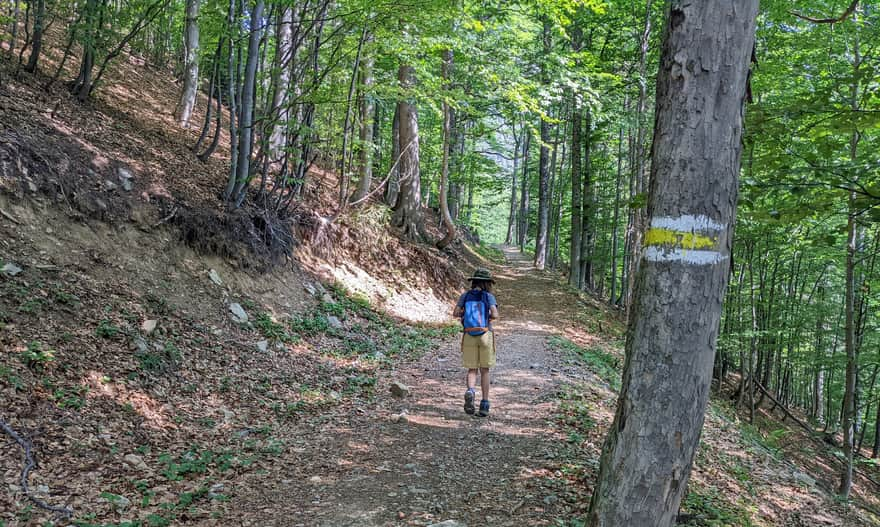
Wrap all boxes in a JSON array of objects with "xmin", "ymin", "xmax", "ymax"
[
  {"xmin": 534, "ymin": 15, "xmax": 552, "ymax": 270},
  {"xmin": 436, "ymin": 48, "xmax": 456, "ymax": 249},
  {"xmin": 518, "ymin": 129, "xmax": 531, "ymax": 251},
  {"xmin": 588, "ymin": 1, "xmax": 758, "ymax": 524},
  {"xmin": 174, "ymin": 0, "xmax": 200, "ymax": 127},
  {"xmin": 386, "ymin": 104, "xmax": 400, "ymax": 206},
  {"xmin": 570, "ymin": 107, "xmax": 583, "ymax": 288},
  {"xmin": 580, "ymin": 108, "xmax": 593, "ymax": 289},
  {"xmin": 351, "ymin": 38, "xmax": 375, "ymax": 203},
  {"xmin": 506, "ymin": 123, "xmax": 521, "ymax": 245},
  {"xmin": 624, "ymin": 0, "xmax": 654, "ymax": 314},
  {"xmin": 610, "ymin": 121, "xmax": 625, "ymax": 305},
  {"xmin": 227, "ymin": 0, "xmax": 265, "ymax": 206},
  {"xmin": 840, "ymin": 19, "xmax": 861, "ymax": 497}
]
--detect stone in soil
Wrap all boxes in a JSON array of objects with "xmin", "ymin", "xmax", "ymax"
[
  {"xmin": 390, "ymin": 381, "xmax": 410, "ymax": 398},
  {"xmin": 229, "ymin": 302, "xmax": 248, "ymax": 323}
]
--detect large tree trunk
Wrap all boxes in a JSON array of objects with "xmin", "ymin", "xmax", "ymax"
[
  {"xmin": 23, "ymin": 0, "xmax": 45, "ymax": 73},
  {"xmin": 587, "ymin": 1, "xmax": 758, "ymax": 525},
  {"xmin": 534, "ymin": 16, "xmax": 552, "ymax": 270},
  {"xmin": 174, "ymin": 0, "xmax": 200, "ymax": 127},
  {"xmin": 391, "ymin": 63, "xmax": 423, "ymax": 241},
  {"xmin": 436, "ymin": 49, "xmax": 456, "ymax": 249}
]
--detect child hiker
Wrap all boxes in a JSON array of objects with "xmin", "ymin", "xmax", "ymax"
[{"xmin": 453, "ymin": 267, "xmax": 499, "ymax": 417}]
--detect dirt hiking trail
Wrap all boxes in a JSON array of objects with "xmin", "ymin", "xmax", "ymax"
[{"xmin": 236, "ymin": 246, "xmax": 610, "ymax": 526}]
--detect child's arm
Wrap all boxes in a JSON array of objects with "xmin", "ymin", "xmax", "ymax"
[
  {"xmin": 489, "ymin": 305, "xmax": 499, "ymax": 320},
  {"xmin": 453, "ymin": 305, "xmax": 463, "ymax": 318}
]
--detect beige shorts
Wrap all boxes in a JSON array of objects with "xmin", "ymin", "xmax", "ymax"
[{"xmin": 461, "ymin": 331, "xmax": 496, "ymax": 369}]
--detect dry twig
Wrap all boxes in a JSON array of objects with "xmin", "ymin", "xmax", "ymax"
[{"xmin": 0, "ymin": 416, "xmax": 73, "ymax": 518}]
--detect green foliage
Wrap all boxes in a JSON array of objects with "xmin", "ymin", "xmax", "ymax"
[
  {"xmin": 51, "ymin": 384, "xmax": 89, "ymax": 409},
  {"xmin": 95, "ymin": 319, "xmax": 121, "ymax": 339},
  {"xmin": 288, "ymin": 311, "xmax": 331, "ymax": 336},
  {"xmin": 473, "ymin": 243, "xmax": 506, "ymax": 263},
  {"xmin": 680, "ymin": 484, "xmax": 756, "ymax": 526},
  {"xmin": 20, "ymin": 341, "xmax": 55, "ymax": 370},
  {"xmin": 253, "ymin": 313, "xmax": 297, "ymax": 343}
]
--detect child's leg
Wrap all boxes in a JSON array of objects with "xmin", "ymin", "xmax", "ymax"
[
  {"xmin": 480, "ymin": 367, "xmax": 490, "ymax": 400},
  {"xmin": 467, "ymin": 368, "xmax": 478, "ymax": 391}
]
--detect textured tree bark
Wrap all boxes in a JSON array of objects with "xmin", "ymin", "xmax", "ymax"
[
  {"xmin": 391, "ymin": 63, "xmax": 423, "ymax": 241},
  {"xmin": 587, "ymin": 1, "xmax": 758, "ymax": 525},
  {"xmin": 174, "ymin": 0, "xmax": 200, "ymax": 127}
]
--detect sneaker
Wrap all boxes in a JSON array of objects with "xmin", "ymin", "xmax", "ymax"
[
  {"xmin": 464, "ymin": 390, "xmax": 475, "ymax": 415},
  {"xmin": 478, "ymin": 400, "xmax": 490, "ymax": 417}
]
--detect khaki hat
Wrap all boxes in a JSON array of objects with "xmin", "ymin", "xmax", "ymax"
[{"xmin": 468, "ymin": 267, "xmax": 495, "ymax": 283}]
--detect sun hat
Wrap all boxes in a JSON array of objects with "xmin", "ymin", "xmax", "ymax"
[{"xmin": 468, "ymin": 267, "xmax": 495, "ymax": 283}]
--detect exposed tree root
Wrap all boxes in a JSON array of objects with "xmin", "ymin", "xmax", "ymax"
[{"xmin": 0, "ymin": 416, "xmax": 73, "ymax": 518}]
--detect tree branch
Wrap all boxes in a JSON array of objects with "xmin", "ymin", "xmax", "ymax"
[
  {"xmin": 791, "ymin": 0, "xmax": 859, "ymax": 24},
  {"xmin": 0, "ymin": 417, "xmax": 73, "ymax": 518}
]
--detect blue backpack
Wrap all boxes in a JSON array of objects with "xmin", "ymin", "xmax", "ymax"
[{"xmin": 461, "ymin": 289, "xmax": 490, "ymax": 336}]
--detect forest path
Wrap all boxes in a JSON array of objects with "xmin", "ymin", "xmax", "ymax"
[{"xmin": 239, "ymin": 246, "xmax": 600, "ymax": 526}]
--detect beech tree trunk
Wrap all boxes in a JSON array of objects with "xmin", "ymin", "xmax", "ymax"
[
  {"xmin": 351, "ymin": 44, "xmax": 375, "ymax": 203},
  {"xmin": 518, "ymin": 130, "xmax": 531, "ymax": 251},
  {"xmin": 385, "ymin": 104, "xmax": 400, "ymax": 206},
  {"xmin": 175, "ymin": 0, "xmax": 200, "ymax": 127},
  {"xmin": 587, "ymin": 2, "xmax": 758, "ymax": 525},
  {"xmin": 534, "ymin": 16, "xmax": 552, "ymax": 270},
  {"xmin": 505, "ymin": 124, "xmax": 521, "ymax": 246},
  {"xmin": 840, "ymin": 21, "xmax": 861, "ymax": 496},
  {"xmin": 391, "ymin": 63, "xmax": 423, "ymax": 241},
  {"xmin": 570, "ymin": 107, "xmax": 583, "ymax": 288},
  {"xmin": 436, "ymin": 49, "xmax": 456, "ymax": 249},
  {"xmin": 267, "ymin": 6, "xmax": 293, "ymax": 162}
]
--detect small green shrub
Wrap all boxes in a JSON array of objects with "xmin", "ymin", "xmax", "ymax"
[
  {"xmin": 20, "ymin": 341, "xmax": 55, "ymax": 370},
  {"xmin": 289, "ymin": 312, "xmax": 331, "ymax": 336},
  {"xmin": 254, "ymin": 313, "xmax": 297, "ymax": 343},
  {"xmin": 96, "ymin": 320, "xmax": 121, "ymax": 339}
]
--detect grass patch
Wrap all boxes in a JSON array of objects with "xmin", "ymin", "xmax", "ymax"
[
  {"xmin": 680, "ymin": 483, "xmax": 756, "ymax": 526},
  {"xmin": 550, "ymin": 336, "xmax": 621, "ymax": 389},
  {"xmin": 473, "ymin": 243, "xmax": 506, "ymax": 263}
]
